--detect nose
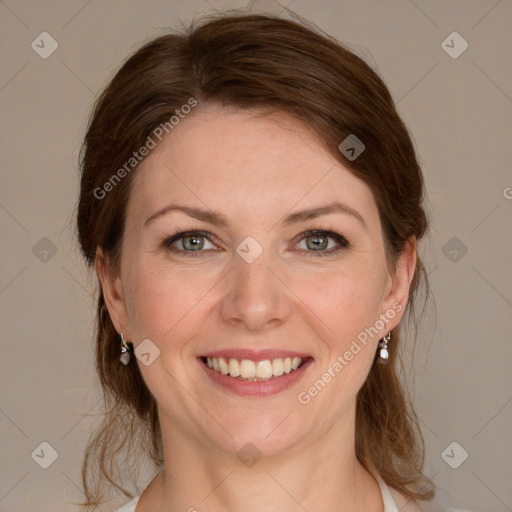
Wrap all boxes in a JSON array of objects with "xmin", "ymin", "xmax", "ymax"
[{"xmin": 219, "ymin": 252, "xmax": 291, "ymax": 332}]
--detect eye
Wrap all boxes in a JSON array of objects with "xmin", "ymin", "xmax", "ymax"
[
  {"xmin": 294, "ymin": 230, "xmax": 350, "ymax": 257},
  {"xmin": 162, "ymin": 230, "xmax": 217, "ymax": 257},
  {"xmin": 161, "ymin": 228, "xmax": 350, "ymax": 258}
]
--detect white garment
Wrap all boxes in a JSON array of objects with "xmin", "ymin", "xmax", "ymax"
[
  {"xmin": 117, "ymin": 494, "xmax": 139, "ymax": 512},
  {"xmin": 115, "ymin": 472, "xmax": 401, "ymax": 511}
]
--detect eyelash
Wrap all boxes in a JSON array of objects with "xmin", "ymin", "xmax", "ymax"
[{"xmin": 160, "ymin": 225, "xmax": 350, "ymax": 259}]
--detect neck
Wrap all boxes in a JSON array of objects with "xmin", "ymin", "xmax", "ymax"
[{"xmin": 141, "ymin": 403, "xmax": 384, "ymax": 512}]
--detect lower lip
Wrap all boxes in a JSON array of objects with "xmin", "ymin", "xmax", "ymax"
[{"xmin": 199, "ymin": 358, "xmax": 313, "ymax": 397}]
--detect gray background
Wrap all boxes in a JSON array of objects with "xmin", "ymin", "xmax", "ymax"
[{"xmin": 0, "ymin": 1, "xmax": 511, "ymax": 511}]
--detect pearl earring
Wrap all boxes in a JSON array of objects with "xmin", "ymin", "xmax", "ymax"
[
  {"xmin": 120, "ymin": 332, "xmax": 131, "ymax": 365},
  {"xmin": 378, "ymin": 325, "xmax": 391, "ymax": 363}
]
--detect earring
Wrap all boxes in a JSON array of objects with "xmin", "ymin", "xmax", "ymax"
[
  {"xmin": 120, "ymin": 332, "xmax": 131, "ymax": 365},
  {"xmin": 378, "ymin": 326, "xmax": 391, "ymax": 363}
]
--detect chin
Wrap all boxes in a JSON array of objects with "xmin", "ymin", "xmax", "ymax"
[{"xmin": 200, "ymin": 410, "xmax": 308, "ymax": 460}]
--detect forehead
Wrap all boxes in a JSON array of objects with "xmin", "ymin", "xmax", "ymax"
[{"xmin": 129, "ymin": 106, "xmax": 378, "ymax": 226}]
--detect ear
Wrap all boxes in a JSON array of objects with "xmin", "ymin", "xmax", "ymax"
[
  {"xmin": 381, "ymin": 236, "xmax": 417, "ymax": 329},
  {"xmin": 95, "ymin": 247, "xmax": 131, "ymax": 338}
]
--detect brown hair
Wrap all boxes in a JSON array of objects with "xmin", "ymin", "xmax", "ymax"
[{"xmin": 77, "ymin": 10, "xmax": 434, "ymax": 508}]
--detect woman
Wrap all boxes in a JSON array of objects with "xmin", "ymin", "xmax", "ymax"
[{"xmin": 77, "ymin": 11, "xmax": 436, "ymax": 512}]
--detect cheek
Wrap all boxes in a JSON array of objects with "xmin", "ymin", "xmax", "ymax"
[
  {"xmin": 292, "ymin": 267, "xmax": 384, "ymax": 423},
  {"xmin": 291, "ymin": 262, "xmax": 387, "ymax": 347},
  {"xmin": 123, "ymin": 261, "xmax": 215, "ymax": 343}
]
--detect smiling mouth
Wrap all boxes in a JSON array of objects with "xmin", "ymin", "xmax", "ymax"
[{"xmin": 201, "ymin": 356, "xmax": 307, "ymax": 381}]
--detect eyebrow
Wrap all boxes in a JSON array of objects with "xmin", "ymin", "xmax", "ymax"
[{"xmin": 144, "ymin": 201, "xmax": 366, "ymax": 230}]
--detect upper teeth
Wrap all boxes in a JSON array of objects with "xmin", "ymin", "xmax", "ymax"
[{"xmin": 206, "ymin": 357, "xmax": 303, "ymax": 380}]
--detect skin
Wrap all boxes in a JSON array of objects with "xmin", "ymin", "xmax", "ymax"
[{"xmin": 96, "ymin": 105, "xmax": 417, "ymax": 512}]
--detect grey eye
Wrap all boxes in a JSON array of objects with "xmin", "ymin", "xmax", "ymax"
[
  {"xmin": 180, "ymin": 234, "xmax": 210, "ymax": 251},
  {"xmin": 162, "ymin": 230, "xmax": 219, "ymax": 256},
  {"xmin": 305, "ymin": 234, "xmax": 329, "ymax": 251},
  {"xmin": 165, "ymin": 232, "xmax": 216, "ymax": 252}
]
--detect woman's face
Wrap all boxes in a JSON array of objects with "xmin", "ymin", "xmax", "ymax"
[{"xmin": 99, "ymin": 105, "xmax": 415, "ymax": 456}]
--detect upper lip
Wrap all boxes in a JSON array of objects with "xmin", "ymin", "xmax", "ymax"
[{"xmin": 199, "ymin": 349, "xmax": 312, "ymax": 360}]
